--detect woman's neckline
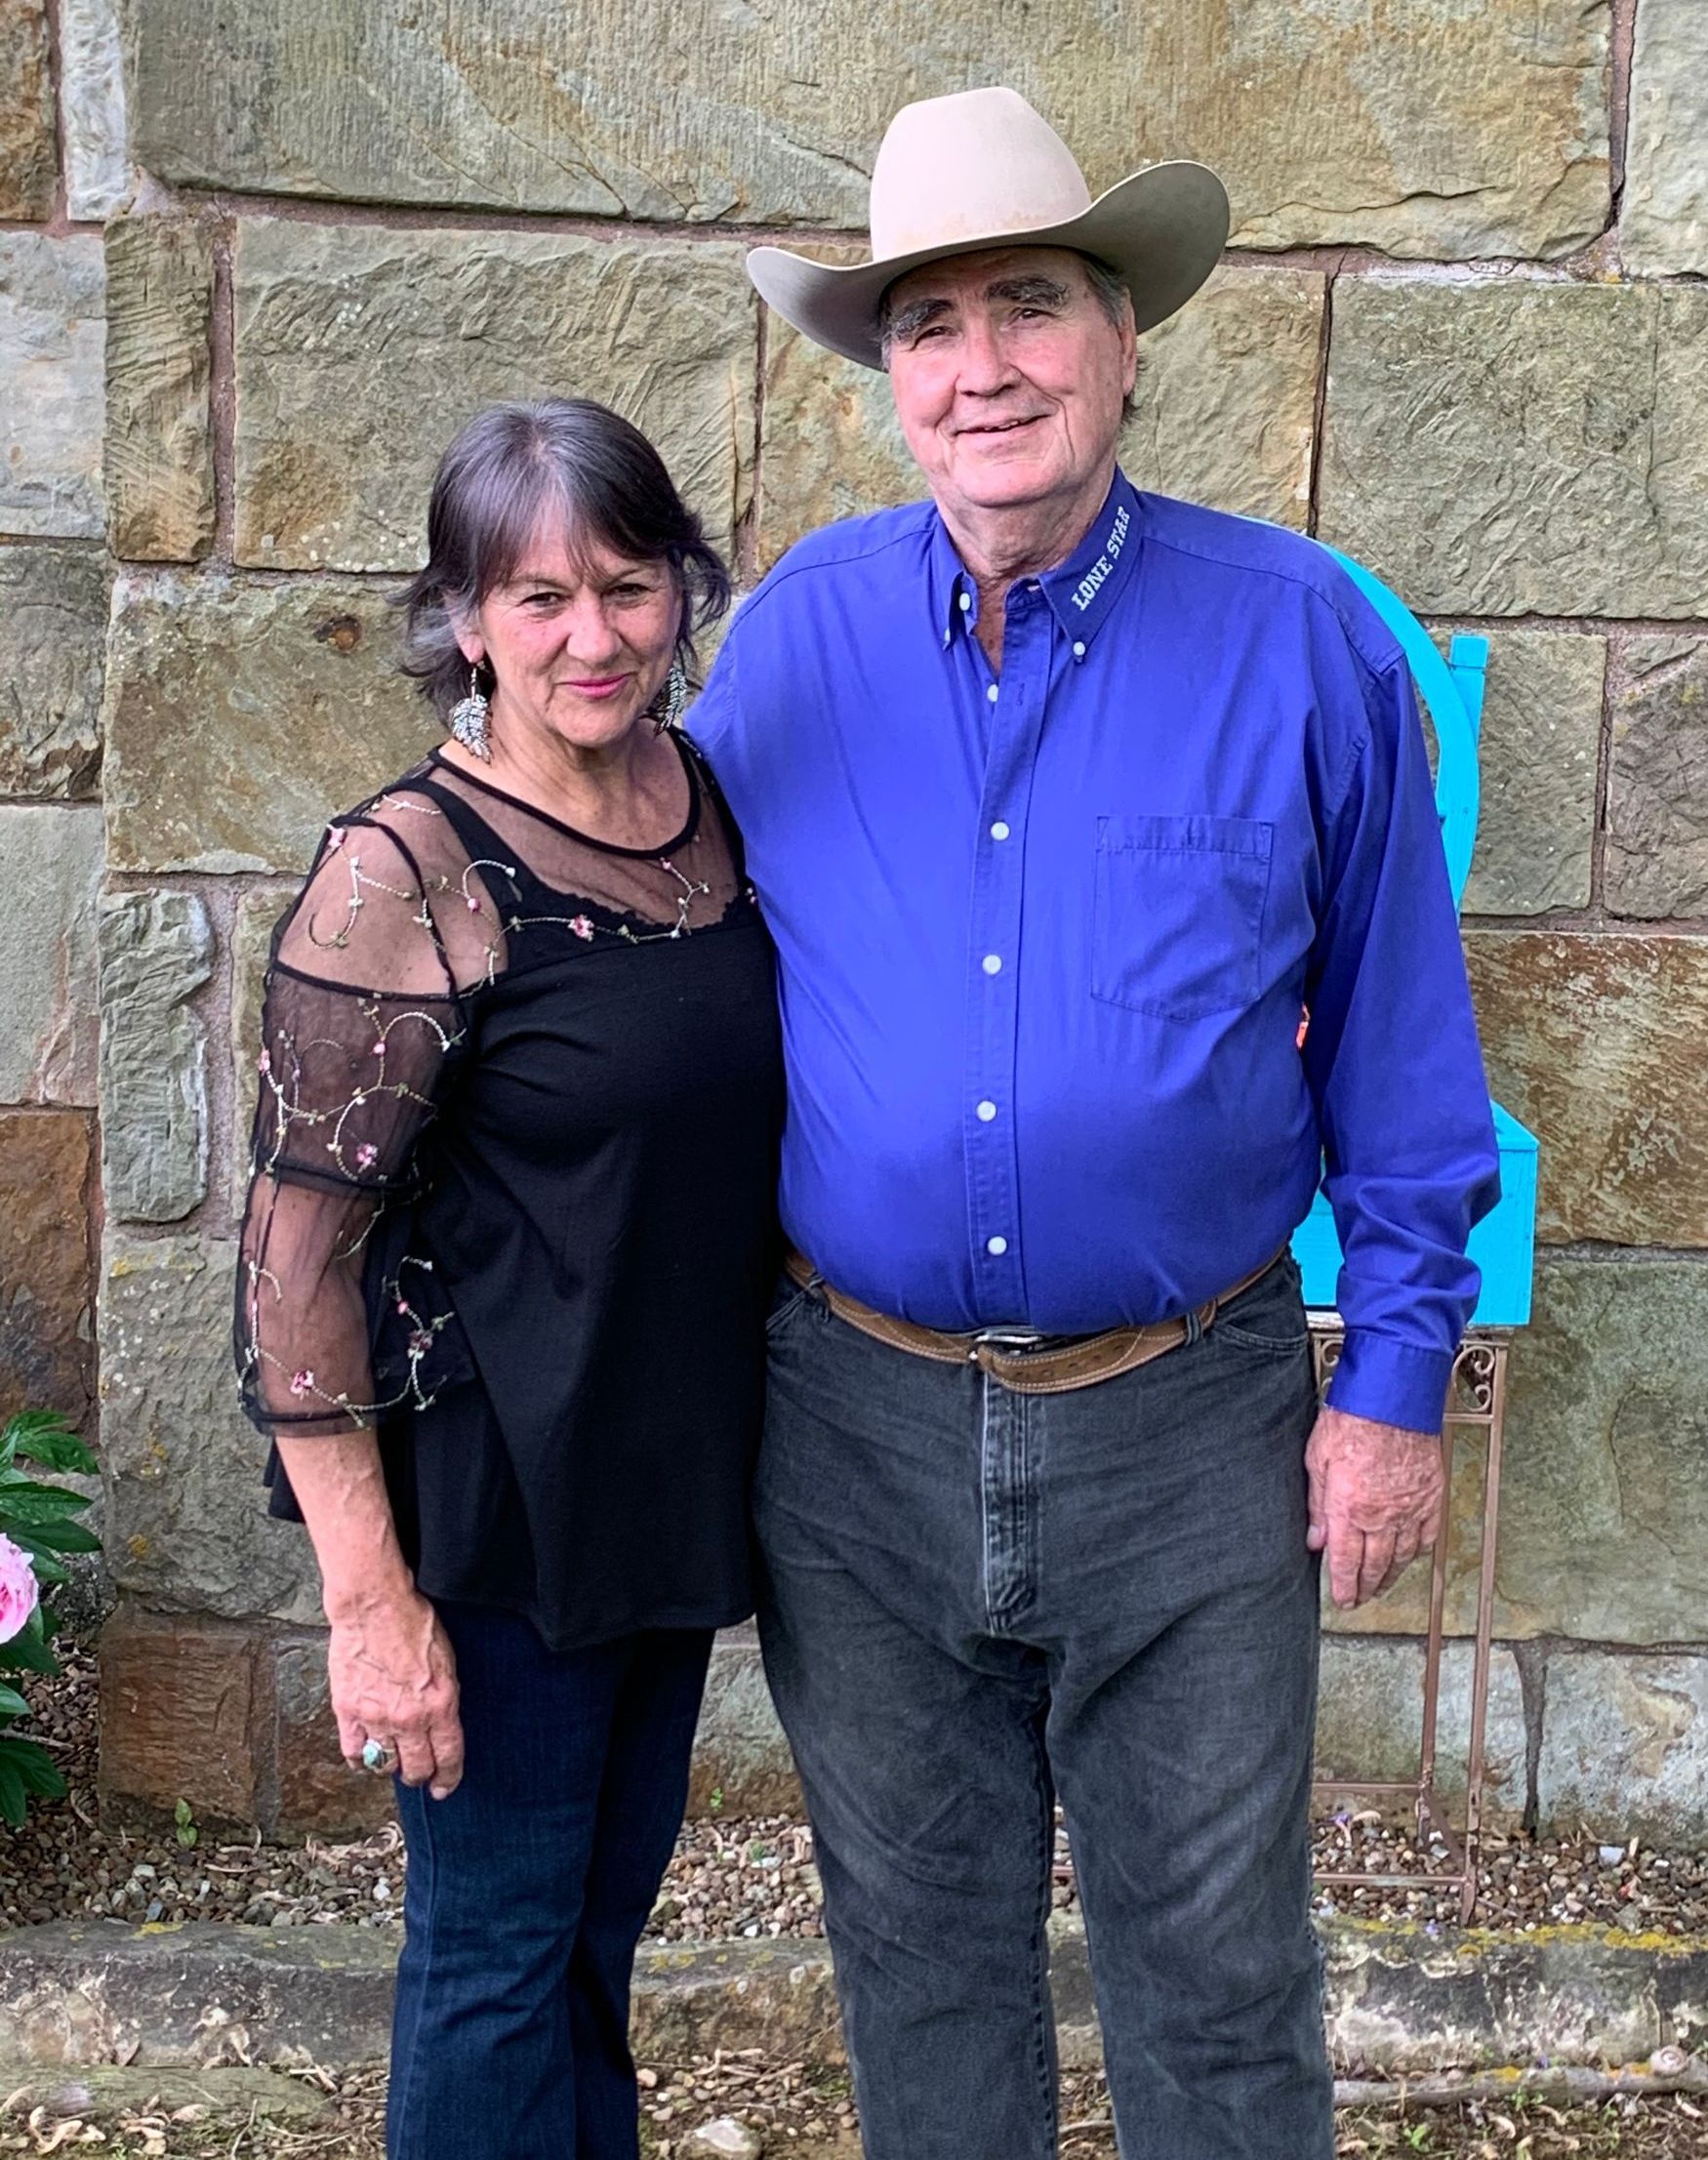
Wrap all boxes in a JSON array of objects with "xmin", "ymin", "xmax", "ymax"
[{"xmin": 427, "ymin": 727, "xmax": 701, "ymax": 861}]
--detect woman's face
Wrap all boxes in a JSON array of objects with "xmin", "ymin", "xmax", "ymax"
[{"xmin": 457, "ymin": 518, "xmax": 681, "ymax": 756}]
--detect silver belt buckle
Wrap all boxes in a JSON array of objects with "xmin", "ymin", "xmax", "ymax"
[{"xmin": 971, "ymin": 1325, "xmax": 1047, "ymax": 1354}]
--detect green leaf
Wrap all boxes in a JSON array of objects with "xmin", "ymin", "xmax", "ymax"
[
  {"xmin": 0, "ymin": 1477, "xmax": 95, "ymax": 1523},
  {"xmin": 0, "ymin": 1614, "xmax": 58, "ymax": 1676},
  {"xmin": 10, "ymin": 1518, "xmax": 101, "ymax": 1556},
  {"xmin": 0, "ymin": 1755, "xmax": 26, "ymax": 1827},
  {"xmin": 2, "ymin": 1414, "xmax": 96, "ymax": 1478},
  {"xmin": 0, "ymin": 1736, "xmax": 64, "ymax": 1800},
  {"xmin": 0, "ymin": 1684, "xmax": 29, "ymax": 1719}
]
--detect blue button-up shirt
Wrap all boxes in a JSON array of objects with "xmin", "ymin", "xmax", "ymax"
[{"xmin": 692, "ymin": 471, "xmax": 1500, "ymax": 1433}]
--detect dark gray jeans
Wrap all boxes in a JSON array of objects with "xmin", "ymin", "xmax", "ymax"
[{"xmin": 755, "ymin": 1252, "xmax": 1332, "ymax": 2160}]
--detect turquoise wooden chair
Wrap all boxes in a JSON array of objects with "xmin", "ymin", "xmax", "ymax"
[{"xmin": 1288, "ymin": 548, "xmax": 1538, "ymax": 1327}]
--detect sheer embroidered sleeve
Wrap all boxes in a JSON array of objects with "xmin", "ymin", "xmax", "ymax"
[{"xmin": 235, "ymin": 800, "xmax": 472, "ymax": 1437}]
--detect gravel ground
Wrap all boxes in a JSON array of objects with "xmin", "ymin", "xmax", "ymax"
[
  {"xmin": 0, "ymin": 2068, "xmax": 1705, "ymax": 2157},
  {"xmin": 6, "ymin": 1651, "xmax": 1708, "ymax": 1943}
]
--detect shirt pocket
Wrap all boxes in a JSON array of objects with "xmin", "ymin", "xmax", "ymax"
[{"xmin": 1091, "ymin": 813, "xmax": 1274, "ymax": 1021}]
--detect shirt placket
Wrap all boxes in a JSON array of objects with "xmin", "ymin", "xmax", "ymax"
[{"xmin": 961, "ymin": 583, "xmax": 1052, "ymax": 1323}]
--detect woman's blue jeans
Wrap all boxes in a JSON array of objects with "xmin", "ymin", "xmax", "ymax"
[
  {"xmin": 386, "ymin": 1606, "xmax": 712, "ymax": 2160},
  {"xmin": 757, "ymin": 1253, "xmax": 1333, "ymax": 2160}
]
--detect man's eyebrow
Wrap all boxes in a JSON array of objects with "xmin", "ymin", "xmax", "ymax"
[
  {"xmin": 886, "ymin": 294, "xmax": 954, "ymax": 343},
  {"xmin": 985, "ymin": 275, "xmax": 1072, "ymax": 308}
]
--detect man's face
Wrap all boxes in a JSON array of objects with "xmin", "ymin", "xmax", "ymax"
[{"xmin": 882, "ymin": 246, "xmax": 1136, "ymax": 528}]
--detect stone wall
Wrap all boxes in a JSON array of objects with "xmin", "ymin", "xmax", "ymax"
[{"xmin": 0, "ymin": 0, "xmax": 1704, "ymax": 1840}]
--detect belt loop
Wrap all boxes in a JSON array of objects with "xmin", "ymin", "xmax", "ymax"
[{"xmin": 1182, "ymin": 1305, "xmax": 1203, "ymax": 1348}]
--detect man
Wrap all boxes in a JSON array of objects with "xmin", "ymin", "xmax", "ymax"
[{"xmin": 691, "ymin": 85, "xmax": 1499, "ymax": 2160}]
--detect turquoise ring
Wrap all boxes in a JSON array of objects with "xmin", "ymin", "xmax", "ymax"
[{"xmin": 360, "ymin": 1737, "xmax": 397, "ymax": 1774}]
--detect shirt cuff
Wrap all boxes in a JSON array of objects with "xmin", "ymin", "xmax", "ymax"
[{"xmin": 1324, "ymin": 1329, "xmax": 1456, "ymax": 1436}]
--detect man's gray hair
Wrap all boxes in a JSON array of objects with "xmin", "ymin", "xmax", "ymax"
[{"xmin": 876, "ymin": 251, "xmax": 1140, "ymax": 425}]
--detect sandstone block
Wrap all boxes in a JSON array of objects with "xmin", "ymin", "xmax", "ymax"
[
  {"xmin": 102, "ymin": 570, "xmax": 436, "ymax": 875},
  {"xmin": 0, "ymin": 0, "xmax": 53, "ymax": 221},
  {"xmin": 1622, "ymin": 0, "xmax": 1708, "ymax": 275},
  {"xmin": 104, "ymin": 218, "xmax": 216, "ymax": 563},
  {"xmin": 1320, "ymin": 280, "xmax": 1708, "ymax": 620},
  {"xmin": 0, "ymin": 803, "xmax": 103, "ymax": 1105},
  {"xmin": 0, "ymin": 543, "xmax": 108, "ymax": 797},
  {"xmin": 688, "ymin": 1631, "xmax": 797, "ymax": 1818},
  {"xmin": 1605, "ymin": 637, "xmax": 1708, "ymax": 920},
  {"xmin": 1315, "ymin": 1637, "xmax": 1527, "ymax": 1817},
  {"xmin": 99, "ymin": 1605, "xmax": 264, "ymax": 1830},
  {"xmin": 1492, "ymin": 1261, "xmax": 1708, "ymax": 1649},
  {"xmin": 1467, "ymin": 933, "xmax": 1708, "ymax": 1246},
  {"xmin": 1333, "ymin": 1256, "xmax": 1708, "ymax": 1645},
  {"xmin": 0, "ymin": 1110, "xmax": 96, "ymax": 1425},
  {"xmin": 757, "ymin": 265, "xmax": 1322, "ymax": 571},
  {"xmin": 99, "ymin": 1231, "xmax": 321, "ymax": 1624},
  {"xmin": 99, "ymin": 1607, "xmax": 387, "ymax": 1839},
  {"xmin": 97, "ymin": 892, "xmax": 213, "ymax": 1223},
  {"xmin": 0, "ymin": 235, "xmax": 106, "ymax": 541},
  {"xmin": 61, "ymin": 0, "xmax": 129, "ymax": 223},
  {"xmin": 231, "ymin": 221, "xmax": 754, "ymax": 572},
  {"xmin": 1536, "ymin": 1652, "xmax": 1708, "ymax": 1842},
  {"xmin": 129, "ymin": 0, "xmax": 1607, "ymax": 257},
  {"xmin": 1443, "ymin": 628, "xmax": 1603, "ymax": 917}
]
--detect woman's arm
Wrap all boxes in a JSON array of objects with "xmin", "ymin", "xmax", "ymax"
[
  {"xmin": 274, "ymin": 1424, "xmax": 462, "ymax": 1797},
  {"xmin": 237, "ymin": 814, "xmax": 472, "ymax": 1796}
]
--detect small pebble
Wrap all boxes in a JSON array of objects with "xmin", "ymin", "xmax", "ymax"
[{"xmin": 689, "ymin": 2117, "xmax": 763, "ymax": 2158}]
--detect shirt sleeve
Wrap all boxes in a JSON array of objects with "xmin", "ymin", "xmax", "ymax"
[
  {"xmin": 1301, "ymin": 646, "xmax": 1502, "ymax": 1435},
  {"xmin": 234, "ymin": 816, "xmax": 464, "ymax": 1438}
]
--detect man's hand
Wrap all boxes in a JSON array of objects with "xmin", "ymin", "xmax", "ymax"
[{"xmin": 1305, "ymin": 1406, "xmax": 1444, "ymax": 1610}]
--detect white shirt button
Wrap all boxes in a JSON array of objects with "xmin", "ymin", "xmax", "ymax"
[
  {"xmin": 1072, "ymin": 640, "xmax": 1086, "ymax": 659},
  {"xmin": 982, "ymin": 954, "xmax": 1002, "ymax": 976},
  {"xmin": 990, "ymin": 821, "xmax": 1011, "ymax": 841},
  {"xmin": 986, "ymin": 683, "xmax": 999, "ymax": 704},
  {"xmin": 987, "ymin": 1235, "xmax": 1009, "ymax": 1257},
  {"xmin": 976, "ymin": 1100, "xmax": 997, "ymax": 1122},
  {"xmin": 958, "ymin": 591, "xmax": 972, "ymax": 613}
]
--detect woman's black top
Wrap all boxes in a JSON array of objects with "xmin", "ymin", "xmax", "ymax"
[{"xmin": 234, "ymin": 734, "xmax": 784, "ymax": 1652}]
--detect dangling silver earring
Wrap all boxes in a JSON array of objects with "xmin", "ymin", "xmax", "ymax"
[
  {"xmin": 648, "ymin": 662, "xmax": 688, "ymax": 738},
  {"xmin": 448, "ymin": 666, "xmax": 491, "ymax": 762}
]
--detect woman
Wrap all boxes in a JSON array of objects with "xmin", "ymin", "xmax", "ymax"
[{"xmin": 234, "ymin": 399, "xmax": 783, "ymax": 2159}]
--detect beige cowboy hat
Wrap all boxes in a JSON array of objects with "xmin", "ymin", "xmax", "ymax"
[{"xmin": 748, "ymin": 87, "xmax": 1230, "ymax": 371}]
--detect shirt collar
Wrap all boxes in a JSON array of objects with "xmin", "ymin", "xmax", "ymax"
[
  {"xmin": 929, "ymin": 469, "xmax": 1143, "ymax": 654},
  {"xmin": 1038, "ymin": 469, "xmax": 1141, "ymax": 652}
]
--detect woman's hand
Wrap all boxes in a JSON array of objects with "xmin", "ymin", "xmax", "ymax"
[{"xmin": 327, "ymin": 1584, "xmax": 465, "ymax": 1800}]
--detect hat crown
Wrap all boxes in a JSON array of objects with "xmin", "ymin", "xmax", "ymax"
[{"xmin": 869, "ymin": 87, "xmax": 1094, "ymax": 262}]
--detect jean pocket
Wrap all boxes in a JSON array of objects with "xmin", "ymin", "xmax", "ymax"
[
  {"xmin": 1091, "ymin": 813, "xmax": 1273, "ymax": 1021},
  {"xmin": 1214, "ymin": 1253, "xmax": 1311, "ymax": 1356},
  {"xmin": 765, "ymin": 1269, "xmax": 814, "ymax": 1339}
]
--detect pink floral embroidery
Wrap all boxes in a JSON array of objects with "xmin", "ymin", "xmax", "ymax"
[
  {"xmin": 257, "ymin": 1049, "xmax": 271, "ymax": 1076},
  {"xmin": 408, "ymin": 1329, "xmax": 433, "ymax": 1357},
  {"xmin": 372, "ymin": 1040, "xmax": 386, "ymax": 1057},
  {"xmin": 570, "ymin": 916, "xmax": 595, "ymax": 942},
  {"xmin": 289, "ymin": 1368, "xmax": 315, "ymax": 1397},
  {"xmin": 354, "ymin": 1142, "xmax": 379, "ymax": 1169},
  {"xmin": 326, "ymin": 827, "xmax": 346, "ymax": 851}
]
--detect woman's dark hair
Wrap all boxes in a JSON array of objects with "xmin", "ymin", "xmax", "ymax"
[{"xmin": 395, "ymin": 399, "xmax": 732, "ymax": 717}]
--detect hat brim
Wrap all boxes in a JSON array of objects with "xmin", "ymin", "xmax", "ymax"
[{"xmin": 747, "ymin": 160, "xmax": 1231, "ymax": 370}]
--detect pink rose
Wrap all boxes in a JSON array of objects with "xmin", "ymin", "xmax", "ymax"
[
  {"xmin": 0, "ymin": 1534, "xmax": 40, "ymax": 1646},
  {"xmin": 570, "ymin": 916, "xmax": 595, "ymax": 942}
]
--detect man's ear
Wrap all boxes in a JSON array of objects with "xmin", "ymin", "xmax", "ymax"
[{"xmin": 1119, "ymin": 293, "xmax": 1139, "ymax": 397}]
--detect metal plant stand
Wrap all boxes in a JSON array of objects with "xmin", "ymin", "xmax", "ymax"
[{"xmin": 1310, "ymin": 1326, "xmax": 1510, "ymax": 1924}]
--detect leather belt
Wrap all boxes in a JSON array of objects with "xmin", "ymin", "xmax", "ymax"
[{"xmin": 782, "ymin": 1248, "xmax": 1287, "ymax": 1397}]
